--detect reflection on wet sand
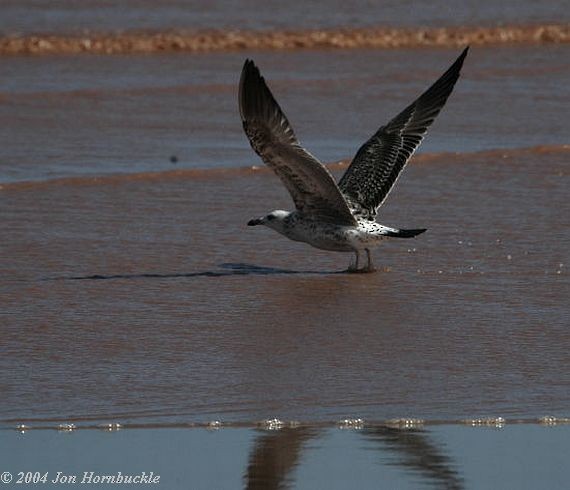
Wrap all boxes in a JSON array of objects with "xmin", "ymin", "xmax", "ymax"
[
  {"xmin": 244, "ymin": 427, "xmax": 462, "ymax": 489},
  {"xmin": 363, "ymin": 427, "xmax": 463, "ymax": 489},
  {"xmin": 245, "ymin": 428, "xmax": 318, "ymax": 490}
]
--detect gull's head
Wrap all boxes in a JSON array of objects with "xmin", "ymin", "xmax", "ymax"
[{"xmin": 247, "ymin": 210, "xmax": 290, "ymax": 231}]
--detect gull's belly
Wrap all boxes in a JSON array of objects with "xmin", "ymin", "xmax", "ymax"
[
  {"xmin": 339, "ymin": 224, "xmax": 392, "ymax": 254},
  {"xmin": 283, "ymin": 220, "xmax": 387, "ymax": 252},
  {"xmin": 281, "ymin": 220, "xmax": 350, "ymax": 251}
]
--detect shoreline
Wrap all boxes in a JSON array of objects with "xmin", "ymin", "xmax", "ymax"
[{"xmin": 3, "ymin": 416, "xmax": 570, "ymax": 432}]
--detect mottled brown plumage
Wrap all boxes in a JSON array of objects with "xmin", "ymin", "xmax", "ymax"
[
  {"xmin": 338, "ymin": 47, "xmax": 469, "ymax": 220},
  {"xmin": 240, "ymin": 50, "xmax": 468, "ymax": 271},
  {"xmin": 239, "ymin": 60, "xmax": 357, "ymax": 226}
]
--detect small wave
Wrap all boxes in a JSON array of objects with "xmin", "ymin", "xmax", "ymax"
[
  {"xmin": 3, "ymin": 416, "xmax": 569, "ymax": 431},
  {"xmin": 0, "ymin": 24, "xmax": 568, "ymax": 56},
  {"xmin": 1, "ymin": 145, "xmax": 567, "ymax": 191}
]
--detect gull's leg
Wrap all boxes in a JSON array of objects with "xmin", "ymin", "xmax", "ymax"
[
  {"xmin": 348, "ymin": 250, "xmax": 360, "ymax": 272},
  {"xmin": 364, "ymin": 248, "xmax": 376, "ymax": 273}
]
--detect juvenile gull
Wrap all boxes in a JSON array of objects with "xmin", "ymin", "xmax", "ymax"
[{"xmin": 241, "ymin": 48, "xmax": 468, "ymax": 272}]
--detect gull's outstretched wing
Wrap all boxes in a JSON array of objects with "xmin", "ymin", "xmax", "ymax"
[
  {"xmin": 240, "ymin": 59, "xmax": 356, "ymax": 226},
  {"xmin": 338, "ymin": 47, "xmax": 469, "ymax": 220}
]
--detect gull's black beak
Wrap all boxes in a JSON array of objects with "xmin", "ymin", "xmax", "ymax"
[{"xmin": 248, "ymin": 218, "xmax": 262, "ymax": 226}]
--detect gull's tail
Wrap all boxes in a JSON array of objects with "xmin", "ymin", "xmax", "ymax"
[{"xmin": 385, "ymin": 228, "xmax": 427, "ymax": 238}]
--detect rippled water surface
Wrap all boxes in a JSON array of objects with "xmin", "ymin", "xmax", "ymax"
[
  {"xmin": 2, "ymin": 145, "xmax": 568, "ymax": 425},
  {"xmin": 1, "ymin": 0, "xmax": 567, "ymax": 34},
  {"xmin": 0, "ymin": 45, "xmax": 568, "ymax": 183}
]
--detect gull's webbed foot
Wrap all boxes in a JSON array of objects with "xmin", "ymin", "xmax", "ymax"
[{"xmin": 347, "ymin": 250, "xmax": 377, "ymax": 273}]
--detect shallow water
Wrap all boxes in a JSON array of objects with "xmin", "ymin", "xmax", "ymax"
[
  {"xmin": 2, "ymin": 146, "xmax": 568, "ymax": 425},
  {"xmin": 0, "ymin": 45, "xmax": 568, "ymax": 183},
  {"xmin": 2, "ymin": 424, "xmax": 570, "ymax": 489},
  {"xmin": 1, "ymin": 0, "xmax": 567, "ymax": 35}
]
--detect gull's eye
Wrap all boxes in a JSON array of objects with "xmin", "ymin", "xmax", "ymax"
[{"xmin": 267, "ymin": 215, "xmax": 275, "ymax": 221}]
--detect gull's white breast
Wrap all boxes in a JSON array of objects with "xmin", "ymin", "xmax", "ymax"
[{"xmin": 281, "ymin": 217, "xmax": 388, "ymax": 253}]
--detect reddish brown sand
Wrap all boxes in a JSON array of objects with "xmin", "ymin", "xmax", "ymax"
[
  {"xmin": 0, "ymin": 24, "xmax": 568, "ymax": 56},
  {"xmin": 1, "ymin": 146, "xmax": 568, "ymax": 425}
]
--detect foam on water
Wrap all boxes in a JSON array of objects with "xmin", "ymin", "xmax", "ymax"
[
  {"xmin": 1, "ymin": 24, "xmax": 568, "ymax": 56},
  {"xmin": 6, "ymin": 417, "xmax": 570, "ymax": 432}
]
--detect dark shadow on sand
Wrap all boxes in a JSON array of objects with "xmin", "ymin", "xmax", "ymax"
[{"xmin": 45, "ymin": 263, "xmax": 344, "ymax": 281}]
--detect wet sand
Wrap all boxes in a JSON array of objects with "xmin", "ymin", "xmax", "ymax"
[{"xmin": 2, "ymin": 146, "xmax": 568, "ymax": 425}]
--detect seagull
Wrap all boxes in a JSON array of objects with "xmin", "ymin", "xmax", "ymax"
[{"xmin": 240, "ymin": 48, "xmax": 468, "ymax": 272}]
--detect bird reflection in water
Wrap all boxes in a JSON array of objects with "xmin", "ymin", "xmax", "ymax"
[
  {"xmin": 363, "ymin": 426, "xmax": 464, "ymax": 490},
  {"xmin": 245, "ymin": 427, "xmax": 317, "ymax": 490},
  {"xmin": 244, "ymin": 426, "xmax": 463, "ymax": 489}
]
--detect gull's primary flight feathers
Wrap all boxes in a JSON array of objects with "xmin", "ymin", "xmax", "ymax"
[{"xmin": 240, "ymin": 48, "xmax": 468, "ymax": 272}]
